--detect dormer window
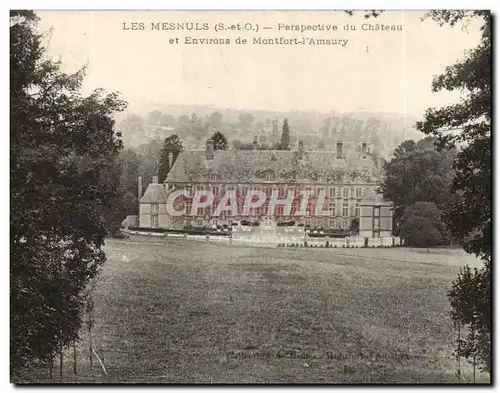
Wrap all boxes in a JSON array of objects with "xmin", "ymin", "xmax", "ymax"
[
  {"xmin": 336, "ymin": 142, "xmax": 343, "ymax": 159},
  {"xmin": 264, "ymin": 171, "xmax": 275, "ymax": 181}
]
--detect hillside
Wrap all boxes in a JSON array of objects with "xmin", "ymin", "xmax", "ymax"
[{"xmin": 116, "ymin": 103, "xmax": 424, "ymax": 159}]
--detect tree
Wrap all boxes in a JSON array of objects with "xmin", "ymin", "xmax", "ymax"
[
  {"xmin": 118, "ymin": 114, "xmax": 143, "ymax": 148},
  {"xmin": 10, "ymin": 10, "xmax": 126, "ymax": 374},
  {"xmin": 209, "ymin": 111, "xmax": 223, "ymax": 130},
  {"xmin": 448, "ymin": 266, "xmax": 490, "ymax": 377},
  {"xmin": 416, "ymin": 11, "xmax": 491, "ymax": 263},
  {"xmin": 379, "ymin": 136, "xmax": 456, "ymax": 227},
  {"xmin": 145, "ymin": 110, "xmax": 163, "ymax": 126},
  {"xmin": 160, "ymin": 113, "xmax": 176, "ymax": 128},
  {"xmin": 280, "ymin": 118, "xmax": 291, "ymax": 150},
  {"xmin": 158, "ymin": 134, "xmax": 183, "ymax": 183},
  {"xmin": 115, "ymin": 149, "xmax": 141, "ymax": 217},
  {"xmin": 399, "ymin": 202, "xmax": 449, "ymax": 247},
  {"xmin": 238, "ymin": 113, "xmax": 254, "ymax": 129},
  {"xmin": 134, "ymin": 139, "xmax": 163, "ymax": 186},
  {"xmin": 210, "ymin": 131, "xmax": 228, "ymax": 151},
  {"xmin": 416, "ymin": 11, "xmax": 491, "ymax": 373}
]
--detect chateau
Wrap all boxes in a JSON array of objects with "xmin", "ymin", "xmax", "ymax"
[{"xmin": 136, "ymin": 139, "xmax": 393, "ymax": 238}]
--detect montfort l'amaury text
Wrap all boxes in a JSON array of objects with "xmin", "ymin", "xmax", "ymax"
[{"xmin": 182, "ymin": 36, "xmax": 349, "ymax": 46}]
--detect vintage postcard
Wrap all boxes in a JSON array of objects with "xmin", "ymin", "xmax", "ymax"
[{"xmin": 10, "ymin": 9, "xmax": 492, "ymax": 384}]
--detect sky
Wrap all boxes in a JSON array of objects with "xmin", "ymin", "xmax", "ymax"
[{"xmin": 36, "ymin": 10, "xmax": 483, "ymax": 119}]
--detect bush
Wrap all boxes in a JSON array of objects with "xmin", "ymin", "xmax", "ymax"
[{"xmin": 400, "ymin": 202, "xmax": 451, "ymax": 247}]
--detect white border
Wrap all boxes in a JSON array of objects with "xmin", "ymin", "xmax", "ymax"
[{"xmin": 3, "ymin": 1, "xmax": 498, "ymax": 392}]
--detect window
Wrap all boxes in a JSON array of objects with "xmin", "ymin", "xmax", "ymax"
[
  {"xmin": 151, "ymin": 203, "xmax": 159, "ymax": 213},
  {"xmin": 278, "ymin": 187, "xmax": 286, "ymax": 199},
  {"xmin": 240, "ymin": 186, "xmax": 248, "ymax": 196},
  {"xmin": 342, "ymin": 187, "xmax": 349, "ymax": 199},
  {"xmin": 355, "ymin": 187, "xmax": 363, "ymax": 199},
  {"xmin": 336, "ymin": 142, "xmax": 343, "ymax": 159},
  {"xmin": 329, "ymin": 187, "xmax": 336, "ymax": 199},
  {"xmin": 355, "ymin": 202, "xmax": 360, "ymax": 217},
  {"xmin": 185, "ymin": 200, "xmax": 192, "ymax": 215},
  {"xmin": 226, "ymin": 185, "xmax": 235, "ymax": 192},
  {"xmin": 329, "ymin": 202, "xmax": 336, "ymax": 216},
  {"xmin": 228, "ymin": 219, "xmax": 233, "ymax": 226},
  {"xmin": 276, "ymin": 205, "xmax": 284, "ymax": 216},
  {"xmin": 312, "ymin": 220, "xmax": 318, "ymax": 227},
  {"xmin": 307, "ymin": 202, "xmax": 313, "ymax": 216},
  {"xmin": 374, "ymin": 207, "xmax": 381, "ymax": 217},
  {"xmin": 186, "ymin": 185, "xmax": 193, "ymax": 196},
  {"xmin": 151, "ymin": 215, "xmax": 159, "ymax": 228},
  {"xmin": 197, "ymin": 219, "xmax": 204, "ymax": 227},
  {"xmin": 317, "ymin": 187, "xmax": 325, "ymax": 196},
  {"xmin": 343, "ymin": 219, "xmax": 349, "ymax": 229},
  {"xmin": 212, "ymin": 185, "xmax": 220, "ymax": 197},
  {"xmin": 329, "ymin": 220, "xmax": 335, "ymax": 228},
  {"xmin": 342, "ymin": 202, "xmax": 349, "ymax": 217},
  {"xmin": 265, "ymin": 171, "xmax": 275, "ymax": 181},
  {"xmin": 212, "ymin": 219, "xmax": 218, "ymax": 226},
  {"xmin": 292, "ymin": 202, "xmax": 299, "ymax": 216},
  {"xmin": 265, "ymin": 187, "xmax": 272, "ymax": 196},
  {"xmin": 206, "ymin": 205, "xmax": 212, "ymax": 217}
]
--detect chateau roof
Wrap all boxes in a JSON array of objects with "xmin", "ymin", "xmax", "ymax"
[
  {"xmin": 360, "ymin": 193, "xmax": 391, "ymax": 206},
  {"xmin": 140, "ymin": 183, "xmax": 168, "ymax": 203},
  {"xmin": 165, "ymin": 149, "xmax": 382, "ymax": 184}
]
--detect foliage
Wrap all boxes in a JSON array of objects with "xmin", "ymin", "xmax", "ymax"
[
  {"xmin": 158, "ymin": 134, "xmax": 183, "ymax": 183},
  {"xmin": 134, "ymin": 139, "xmax": 163, "ymax": 185},
  {"xmin": 209, "ymin": 111, "xmax": 223, "ymax": 130},
  {"xmin": 210, "ymin": 131, "xmax": 228, "ymax": 151},
  {"xmin": 280, "ymin": 118, "xmax": 291, "ymax": 150},
  {"xmin": 349, "ymin": 218, "xmax": 359, "ymax": 235},
  {"xmin": 448, "ymin": 265, "xmax": 491, "ymax": 373},
  {"xmin": 378, "ymin": 136, "xmax": 456, "ymax": 229},
  {"xmin": 399, "ymin": 202, "xmax": 450, "ymax": 247},
  {"xmin": 10, "ymin": 10, "xmax": 126, "ymax": 372},
  {"xmin": 416, "ymin": 11, "xmax": 491, "ymax": 373},
  {"xmin": 416, "ymin": 11, "xmax": 491, "ymax": 263}
]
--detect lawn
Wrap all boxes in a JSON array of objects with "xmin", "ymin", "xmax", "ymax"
[{"xmin": 19, "ymin": 238, "xmax": 488, "ymax": 383}]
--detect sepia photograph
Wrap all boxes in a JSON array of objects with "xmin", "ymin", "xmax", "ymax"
[{"xmin": 10, "ymin": 8, "xmax": 492, "ymax": 384}]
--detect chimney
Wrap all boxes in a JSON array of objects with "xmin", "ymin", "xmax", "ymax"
[
  {"xmin": 253, "ymin": 137, "xmax": 258, "ymax": 150},
  {"xmin": 152, "ymin": 175, "xmax": 158, "ymax": 184},
  {"xmin": 362, "ymin": 142, "xmax": 368, "ymax": 158},
  {"xmin": 336, "ymin": 142, "xmax": 343, "ymax": 159},
  {"xmin": 138, "ymin": 176, "xmax": 143, "ymax": 199},
  {"xmin": 206, "ymin": 139, "xmax": 214, "ymax": 160},
  {"xmin": 298, "ymin": 140, "xmax": 304, "ymax": 159}
]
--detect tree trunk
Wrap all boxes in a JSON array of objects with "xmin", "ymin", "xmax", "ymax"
[
  {"xmin": 457, "ymin": 323, "xmax": 461, "ymax": 382},
  {"xmin": 48, "ymin": 358, "xmax": 53, "ymax": 380},
  {"xmin": 89, "ymin": 327, "xmax": 93, "ymax": 369},
  {"xmin": 59, "ymin": 351, "xmax": 63, "ymax": 382},
  {"xmin": 73, "ymin": 341, "xmax": 77, "ymax": 375}
]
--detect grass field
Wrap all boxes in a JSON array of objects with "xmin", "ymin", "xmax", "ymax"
[{"xmin": 19, "ymin": 238, "xmax": 488, "ymax": 384}]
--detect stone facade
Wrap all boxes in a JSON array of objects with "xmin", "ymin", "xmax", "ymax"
[{"xmin": 138, "ymin": 139, "xmax": 393, "ymax": 238}]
